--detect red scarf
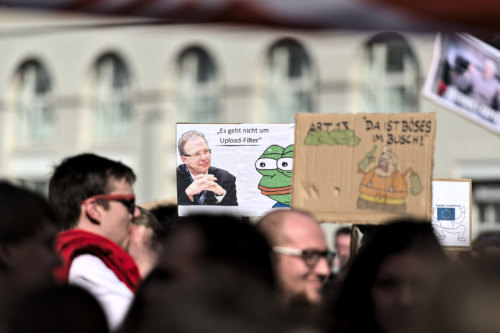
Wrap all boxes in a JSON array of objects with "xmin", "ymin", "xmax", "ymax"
[{"xmin": 54, "ymin": 229, "xmax": 140, "ymax": 293}]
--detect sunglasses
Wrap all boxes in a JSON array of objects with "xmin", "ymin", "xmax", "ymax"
[
  {"xmin": 82, "ymin": 194, "xmax": 136, "ymax": 215},
  {"xmin": 273, "ymin": 246, "xmax": 336, "ymax": 268}
]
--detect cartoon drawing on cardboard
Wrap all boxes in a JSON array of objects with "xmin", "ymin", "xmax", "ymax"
[
  {"xmin": 304, "ymin": 128, "xmax": 361, "ymax": 146},
  {"xmin": 357, "ymin": 145, "xmax": 422, "ymax": 213},
  {"xmin": 431, "ymin": 205, "xmax": 467, "ymax": 241},
  {"xmin": 255, "ymin": 144, "xmax": 293, "ymax": 208}
]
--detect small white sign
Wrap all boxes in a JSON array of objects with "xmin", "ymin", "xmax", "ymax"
[{"xmin": 431, "ymin": 179, "xmax": 472, "ymax": 248}]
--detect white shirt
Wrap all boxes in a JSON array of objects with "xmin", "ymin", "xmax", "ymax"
[{"xmin": 69, "ymin": 254, "xmax": 134, "ymax": 331}]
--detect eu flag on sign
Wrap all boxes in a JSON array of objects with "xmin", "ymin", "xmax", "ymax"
[{"xmin": 437, "ymin": 207, "xmax": 455, "ymax": 221}]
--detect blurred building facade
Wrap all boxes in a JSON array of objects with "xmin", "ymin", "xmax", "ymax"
[{"xmin": 0, "ymin": 8, "xmax": 499, "ymax": 236}]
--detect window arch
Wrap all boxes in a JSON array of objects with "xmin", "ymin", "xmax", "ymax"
[
  {"xmin": 13, "ymin": 59, "xmax": 53, "ymax": 144},
  {"xmin": 92, "ymin": 53, "xmax": 133, "ymax": 140},
  {"xmin": 265, "ymin": 38, "xmax": 315, "ymax": 122},
  {"xmin": 358, "ymin": 32, "xmax": 420, "ymax": 113},
  {"xmin": 175, "ymin": 46, "xmax": 221, "ymax": 123}
]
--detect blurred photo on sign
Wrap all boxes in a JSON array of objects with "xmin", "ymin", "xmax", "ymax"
[
  {"xmin": 176, "ymin": 123, "xmax": 294, "ymax": 217},
  {"xmin": 424, "ymin": 33, "xmax": 500, "ymax": 136},
  {"xmin": 292, "ymin": 112, "xmax": 436, "ymax": 224}
]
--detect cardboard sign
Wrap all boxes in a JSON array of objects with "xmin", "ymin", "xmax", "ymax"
[
  {"xmin": 432, "ymin": 179, "xmax": 472, "ymax": 249},
  {"xmin": 424, "ymin": 33, "xmax": 500, "ymax": 136},
  {"xmin": 292, "ymin": 112, "xmax": 436, "ymax": 224},
  {"xmin": 176, "ymin": 123, "xmax": 294, "ymax": 217}
]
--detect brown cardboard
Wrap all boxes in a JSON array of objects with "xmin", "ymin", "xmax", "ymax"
[{"xmin": 292, "ymin": 113, "xmax": 436, "ymax": 224}]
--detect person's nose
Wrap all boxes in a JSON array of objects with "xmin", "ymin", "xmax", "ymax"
[
  {"xmin": 398, "ymin": 284, "xmax": 415, "ymax": 307},
  {"xmin": 314, "ymin": 255, "xmax": 331, "ymax": 278},
  {"xmin": 200, "ymin": 151, "xmax": 210, "ymax": 161},
  {"xmin": 133, "ymin": 206, "xmax": 141, "ymax": 219}
]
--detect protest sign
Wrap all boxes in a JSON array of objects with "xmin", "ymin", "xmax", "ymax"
[
  {"xmin": 432, "ymin": 179, "xmax": 472, "ymax": 249},
  {"xmin": 424, "ymin": 33, "xmax": 500, "ymax": 136},
  {"xmin": 292, "ymin": 112, "xmax": 436, "ymax": 224},
  {"xmin": 176, "ymin": 123, "xmax": 294, "ymax": 217}
]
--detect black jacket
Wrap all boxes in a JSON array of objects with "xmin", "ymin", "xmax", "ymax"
[{"xmin": 176, "ymin": 165, "xmax": 238, "ymax": 206}]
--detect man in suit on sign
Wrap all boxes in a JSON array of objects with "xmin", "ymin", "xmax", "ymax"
[{"xmin": 176, "ymin": 130, "xmax": 238, "ymax": 206}]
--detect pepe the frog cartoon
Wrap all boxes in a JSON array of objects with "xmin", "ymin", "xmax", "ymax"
[{"xmin": 255, "ymin": 144, "xmax": 293, "ymax": 208}]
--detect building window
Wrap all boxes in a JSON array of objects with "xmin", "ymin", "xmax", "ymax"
[
  {"xmin": 13, "ymin": 59, "xmax": 53, "ymax": 144},
  {"xmin": 473, "ymin": 181, "xmax": 500, "ymax": 226},
  {"xmin": 92, "ymin": 53, "xmax": 133, "ymax": 141},
  {"xmin": 360, "ymin": 32, "xmax": 420, "ymax": 113},
  {"xmin": 266, "ymin": 38, "xmax": 315, "ymax": 123},
  {"xmin": 176, "ymin": 46, "xmax": 220, "ymax": 123}
]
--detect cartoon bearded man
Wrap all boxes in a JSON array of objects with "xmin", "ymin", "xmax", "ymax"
[{"xmin": 357, "ymin": 145, "xmax": 422, "ymax": 213}]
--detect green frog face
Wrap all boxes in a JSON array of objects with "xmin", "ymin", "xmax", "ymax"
[{"xmin": 255, "ymin": 144, "xmax": 294, "ymax": 205}]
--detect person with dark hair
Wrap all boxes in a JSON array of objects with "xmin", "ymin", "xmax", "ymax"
[
  {"xmin": 120, "ymin": 214, "xmax": 286, "ymax": 333},
  {"xmin": 177, "ymin": 130, "xmax": 238, "ymax": 206},
  {"xmin": 332, "ymin": 226, "xmax": 352, "ymax": 275},
  {"xmin": 0, "ymin": 182, "xmax": 60, "ymax": 330},
  {"xmin": 120, "ymin": 269, "xmax": 292, "ymax": 333},
  {"xmin": 323, "ymin": 219, "xmax": 448, "ymax": 333},
  {"xmin": 49, "ymin": 153, "xmax": 141, "ymax": 330},
  {"xmin": 160, "ymin": 214, "xmax": 276, "ymax": 287},
  {"xmin": 127, "ymin": 207, "xmax": 164, "ymax": 279},
  {"xmin": 424, "ymin": 261, "xmax": 500, "ymax": 333},
  {"xmin": 148, "ymin": 202, "xmax": 179, "ymax": 238},
  {"xmin": 471, "ymin": 231, "xmax": 500, "ymax": 258},
  {"xmin": 8, "ymin": 284, "xmax": 109, "ymax": 333},
  {"xmin": 257, "ymin": 209, "xmax": 334, "ymax": 315}
]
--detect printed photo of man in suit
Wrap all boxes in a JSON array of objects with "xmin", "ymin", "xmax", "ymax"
[{"xmin": 176, "ymin": 130, "xmax": 238, "ymax": 206}]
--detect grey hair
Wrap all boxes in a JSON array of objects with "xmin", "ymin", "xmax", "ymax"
[{"xmin": 178, "ymin": 130, "xmax": 207, "ymax": 156}]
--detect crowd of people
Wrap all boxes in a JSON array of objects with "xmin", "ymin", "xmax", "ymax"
[{"xmin": 1, "ymin": 152, "xmax": 500, "ymax": 333}]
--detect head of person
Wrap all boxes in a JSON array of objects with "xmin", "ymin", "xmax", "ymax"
[
  {"xmin": 128, "ymin": 207, "xmax": 164, "ymax": 278},
  {"xmin": 8, "ymin": 284, "xmax": 109, "ymax": 333},
  {"xmin": 48, "ymin": 153, "xmax": 139, "ymax": 249},
  {"xmin": 178, "ymin": 131, "xmax": 211, "ymax": 176},
  {"xmin": 324, "ymin": 219, "xmax": 447, "ymax": 333},
  {"xmin": 160, "ymin": 214, "xmax": 276, "ymax": 289},
  {"xmin": 375, "ymin": 146, "xmax": 398, "ymax": 178},
  {"xmin": 482, "ymin": 58, "xmax": 497, "ymax": 80},
  {"xmin": 0, "ymin": 182, "xmax": 60, "ymax": 298},
  {"xmin": 257, "ymin": 209, "xmax": 332, "ymax": 307},
  {"xmin": 122, "ymin": 267, "xmax": 291, "ymax": 333},
  {"xmin": 471, "ymin": 231, "xmax": 500, "ymax": 259},
  {"xmin": 425, "ymin": 262, "xmax": 500, "ymax": 333},
  {"xmin": 334, "ymin": 226, "xmax": 351, "ymax": 270},
  {"xmin": 148, "ymin": 202, "xmax": 179, "ymax": 239}
]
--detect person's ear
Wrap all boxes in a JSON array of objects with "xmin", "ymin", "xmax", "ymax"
[
  {"xmin": 84, "ymin": 201, "xmax": 102, "ymax": 225},
  {"xmin": 181, "ymin": 155, "xmax": 187, "ymax": 164}
]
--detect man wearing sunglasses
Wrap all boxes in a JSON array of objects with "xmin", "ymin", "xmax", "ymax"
[
  {"xmin": 177, "ymin": 130, "xmax": 238, "ymax": 206},
  {"xmin": 49, "ymin": 153, "xmax": 141, "ymax": 330},
  {"xmin": 258, "ymin": 209, "xmax": 332, "ymax": 313}
]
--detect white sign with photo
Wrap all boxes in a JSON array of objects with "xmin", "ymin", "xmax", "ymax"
[
  {"xmin": 431, "ymin": 179, "xmax": 472, "ymax": 249},
  {"xmin": 176, "ymin": 123, "xmax": 295, "ymax": 217},
  {"xmin": 424, "ymin": 33, "xmax": 500, "ymax": 136}
]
